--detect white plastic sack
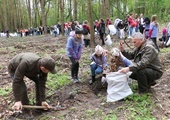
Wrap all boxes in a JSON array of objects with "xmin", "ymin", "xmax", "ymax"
[
  {"xmin": 106, "ymin": 72, "xmax": 133, "ymax": 102},
  {"xmin": 105, "ymin": 34, "xmax": 112, "ymax": 46},
  {"xmin": 119, "ymin": 29, "xmax": 125, "ymax": 39},
  {"xmin": 166, "ymin": 37, "xmax": 170, "ymax": 46},
  {"xmin": 108, "ymin": 25, "xmax": 117, "ymax": 35},
  {"xmin": 9, "ymin": 33, "xmax": 18, "ymax": 37}
]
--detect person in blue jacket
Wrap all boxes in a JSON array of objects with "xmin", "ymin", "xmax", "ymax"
[
  {"xmin": 89, "ymin": 45, "xmax": 108, "ymax": 84},
  {"xmin": 66, "ymin": 26, "xmax": 83, "ymax": 83}
]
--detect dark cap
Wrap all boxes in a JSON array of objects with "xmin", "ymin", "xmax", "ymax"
[
  {"xmin": 75, "ymin": 26, "xmax": 83, "ymax": 34},
  {"xmin": 40, "ymin": 57, "xmax": 57, "ymax": 74}
]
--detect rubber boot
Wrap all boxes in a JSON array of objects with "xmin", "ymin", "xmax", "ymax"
[{"xmin": 89, "ymin": 75, "xmax": 95, "ymax": 85}]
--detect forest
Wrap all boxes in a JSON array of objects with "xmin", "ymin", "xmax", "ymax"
[
  {"xmin": 0, "ymin": 0, "xmax": 170, "ymax": 119},
  {"xmin": 0, "ymin": 0, "xmax": 170, "ymax": 33}
]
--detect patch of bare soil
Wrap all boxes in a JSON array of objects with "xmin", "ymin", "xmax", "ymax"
[{"xmin": 0, "ymin": 35, "xmax": 170, "ymax": 120}]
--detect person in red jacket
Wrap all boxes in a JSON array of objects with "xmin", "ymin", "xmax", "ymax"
[
  {"xmin": 128, "ymin": 14, "xmax": 137, "ymax": 38},
  {"xmin": 106, "ymin": 18, "xmax": 112, "ymax": 27}
]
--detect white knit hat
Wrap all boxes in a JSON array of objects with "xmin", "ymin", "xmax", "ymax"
[
  {"xmin": 111, "ymin": 48, "xmax": 120, "ymax": 57},
  {"xmin": 95, "ymin": 45, "xmax": 103, "ymax": 55}
]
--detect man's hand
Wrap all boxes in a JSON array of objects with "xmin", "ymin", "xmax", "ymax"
[
  {"xmin": 12, "ymin": 101, "xmax": 22, "ymax": 110},
  {"xmin": 41, "ymin": 101, "xmax": 50, "ymax": 110},
  {"xmin": 118, "ymin": 67, "xmax": 130, "ymax": 73}
]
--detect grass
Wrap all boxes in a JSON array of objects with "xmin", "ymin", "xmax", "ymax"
[
  {"xmin": 55, "ymin": 48, "xmax": 66, "ymax": 54},
  {"xmin": 160, "ymin": 47, "xmax": 170, "ymax": 53},
  {"xmin": 0, "ymin": 87, "xmax": 12, "ymax": 96},
  {"xmin": 102, "ymin": 114, "xmax": 118, "ymax": 120},
  {"xmin": 46, "ymin": 73, "xmax": 70, "ymax": 92},
  {"xmin": 100, "ymin": 81, "xmax": 156, "ymax": 120},
  {"xmin": 125, "ymin": 93, "xmax": 156, "ymax": 120}
]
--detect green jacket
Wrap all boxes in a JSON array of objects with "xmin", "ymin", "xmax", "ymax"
[
  {"xmin": 122, "ymin": 40, "xmax": 163, "ymax": 73},
  {"xmin": 8, "ymin": 53, "xmax": 47, "ymax": 102}
]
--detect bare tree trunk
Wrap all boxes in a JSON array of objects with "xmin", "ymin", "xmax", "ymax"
[
  {"xmin": 40, "ymin": 0, "xmax": 47, "ymax": 34},
  {"xmin": 18, "ymin": 0, "xmax": 23, "ymax": 29},
  {"xmin": 74, "ymin": 0, "xmax": 77, "ymax": 20},
  {"xmin": 57, "ymin": 0, "xmax": 60, "ymax": 22},
  {"xmin": 81, "ymin": 3, "xmax": 84, "ymax": 20},
  {"xmin": 69, "ymin": 0, "xmax": 72, "ymax": 21},
  {"xmin": 87, "ymin": 0, "xmax": 95, "ymax": 48},
  {"xmin": 98, "ymin": 0, "xmax": 101, "ymax": 18},
  {"xmin": 26, "ymin": 0, "xmax": 32, "ymax": 27},
  {"xmin": 3, "ymin": 0, "xmax": 8, "ymax": 30},
  {"xmin": 116, "ymin": 0, "xmax": 120, "ymax": 17},
  {"xmin": 123, "ymin": 0, "xmax": 127, "ymax": 16},
  {"xmin": 0, "ymin": 5, "xmax": 4, "ymax": 29},
  {"xmin": 13, "ymin": 0, "xmax": 17, "ymax": 31},
  {"xmin": 54, "ymin": 0, "xmax": 57, "ymax": 23},
  {"xmin": 105, "ymin": 0, "xmax": 110, "ymax": 18},
  {"xmin": 60, "ymin": 0, "xmax": 64, "ymax": 36},
  {"xmin": 101, "ymin": 0, "xmax": 105, "ymax": 19}
]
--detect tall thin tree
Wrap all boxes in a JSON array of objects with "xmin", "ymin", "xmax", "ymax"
[{"xmin": 87, "ymin": 0, "xmax": 95, "ymax": 48}]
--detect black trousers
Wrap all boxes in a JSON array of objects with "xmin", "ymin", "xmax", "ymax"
[
  {"xmin": 99, "ymin": 33, "xmax": 105, "ymax": 45},
  {"xmin": 84, "ymin": 39, "xmax": 90, "ymax": 47},
  {"xmin": 139, "ymin": 25, "xmax": 144, "ymax": 34},
  {"xmin": 69, "ymin": 57, "xmax": 79, "ymax": 79},
  {"xmin": 130, "ymin": 68, "xmax": 163, "ymax": 93},
  {"xmin": 151, "ymin": 37, "xmax": 160, "ymax": 52}
]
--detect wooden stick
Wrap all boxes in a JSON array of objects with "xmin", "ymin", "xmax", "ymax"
[
  {"xmin": 22, "ymin": 105, "xmax": 55, "ymax": 109},
  {"xmin": 22, "ymin": 105, "xmax": 66, "ymax": 110}
]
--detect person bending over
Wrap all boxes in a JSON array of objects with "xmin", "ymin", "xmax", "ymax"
[{"xmin": 8, "ymin": 52, "xmax": 57, "ymax": 110}]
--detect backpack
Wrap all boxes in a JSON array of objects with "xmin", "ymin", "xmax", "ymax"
[{"xmin": 83, "ymin": 26, "xmax": 89, "ymax": 35}]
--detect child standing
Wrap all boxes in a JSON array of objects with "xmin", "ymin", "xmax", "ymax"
[{"xmin": 66, "ymin": 26, "xmax": 83, "ymax": 83}]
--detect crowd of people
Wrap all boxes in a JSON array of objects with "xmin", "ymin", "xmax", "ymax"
[{"xmin": 7, "ymin": 13, "xmax": 164, "ymax": 112}]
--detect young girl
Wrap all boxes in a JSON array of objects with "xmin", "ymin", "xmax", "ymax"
[
  {"xmin": 110, "ymin": 48, "xmax": 132, "ymax": 72},
  {"xmin": 148, "ymin": 15, "xmax": 160, "ymax": 52},
  {"xmin": 89, "ymin": 45, "xmax": 107, "ymax": 84},
  {"xmin": 66, "ymin": 26, "xmax": 83, "ymax": 83}
]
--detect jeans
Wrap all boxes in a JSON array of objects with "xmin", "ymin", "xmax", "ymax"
[
  {"xmin": 128, "ymin": 26, "xmax": 133, "ymax": 37},
  {"xmin": 69, "ymin": 57, "xmax": 79, "ymax": 79},
  {"xmin": 90, "ymin": 63, "xmax": 103, "ymax": 76},
  {"xmin": 130, "ymin": 68, "xmax": 163, "ymax": 93}
]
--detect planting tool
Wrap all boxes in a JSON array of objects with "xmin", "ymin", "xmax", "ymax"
[{"xmin": 22, "ymin": 105, "xmax": 66, "ymax": 111}]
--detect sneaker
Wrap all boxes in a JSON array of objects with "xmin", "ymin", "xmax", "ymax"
[
  {"xmin": 73, "ymin": 78, "xmax": 79, "ymax": 83},
  {"xmin": 76, "ymin": 78, "xmax": 81, "ymax": 82},
  {"xmin": 89, "ymin": 80, "xmax": 94, "ymax": 85},
  {"xmin": 127, "ymin": 36, "xmax": 132, "ymax": 39}
]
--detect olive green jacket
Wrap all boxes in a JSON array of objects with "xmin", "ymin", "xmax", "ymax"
[
  {"xmin": 122, "ymin": 40, "xmax": 163, "ymax": 73},
  {"xmin": 8, "ymin": 53, "xmax": 47, "ymax": 102}
]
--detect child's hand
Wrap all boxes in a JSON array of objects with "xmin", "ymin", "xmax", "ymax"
[{"xmin": 119, "ymin": 42, "xmax": 124, "ymax": 52}]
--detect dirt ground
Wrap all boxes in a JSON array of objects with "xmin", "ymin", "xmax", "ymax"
[{"xmin": 0, "ymin": 34, "xmax": 170, "ymax": 120}]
